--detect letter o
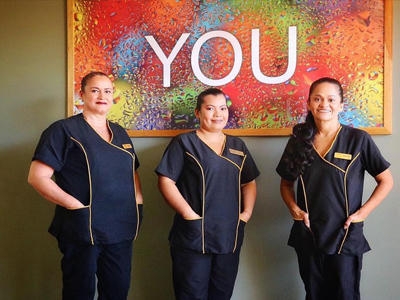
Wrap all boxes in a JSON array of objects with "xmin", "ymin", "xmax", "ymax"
[{"xmin": 191, "ymin": 31, "xmax": 242, "ymax": 86}]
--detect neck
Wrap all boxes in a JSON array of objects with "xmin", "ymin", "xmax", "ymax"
[
  {"xmin": 82, "ymin": 111, "xmax": 107, "ymax": 126},
  {"xmin": 315, "ymin": 120, "xmax": 341, "ymax": 137},
  {"xmin": 197, "ymin": 128, "xmax": 224, "ymax": 140}
]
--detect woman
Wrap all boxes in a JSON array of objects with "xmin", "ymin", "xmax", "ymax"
[
  {"xmin": 156, "ymin": 88, "xmax": 260, "ymax": 300},
  {"xmin": 28, "ymin": 71, "xmax": 143, "ymax": 300},
  {"xmin": 276, "ymin": 77, "xmax": 393, "ymax": 300}
]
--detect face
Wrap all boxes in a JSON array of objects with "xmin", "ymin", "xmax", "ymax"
[
  {"xmin": 307, "ymin": 82, "xmax": 343, "ymax": 123},
  {"xmin": 195, "ymin": 94, "xmax": 229, "ymax": 132},
  {"xmin": 80, "ymin": 75, "xmax": 113, "ymax": 116}
]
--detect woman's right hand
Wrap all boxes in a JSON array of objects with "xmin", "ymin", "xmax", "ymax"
[
  {"xmin": 67, "ymin": 200, "xmax": 85, "ymax": 210},
  {"xmin": 292, "ymin": 209, "xmax": 310, "ymax": 228},
  {"xmin": 182, "ymin": 210, "xmax": 201, "ymax": 220}
]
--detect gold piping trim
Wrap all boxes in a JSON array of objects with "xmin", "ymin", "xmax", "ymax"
[
  {"xmin": 299, "ymin": 175, "xmax": 316, "ymax": 245},
  {"xmin": 186, "ymin": 152, "xmax": 206, "ymax": 254},
  {"xmin": 133, "ymin": 161, "xmax": 140, "ymax": 240},
  {"xmin": 352, "ymin": 219, "xmax": 365, "ymax": 223},
  {"xmin": 71, "ymin": 137, "xmax": 94, "ymax": 245},
  {"xmin": 221, "ymin": 135, "xmax": 227, "ymax": 155},
  {"xmin": 195, "ymin": 133, "xmax": 242, "ymax": 169},
  {"xmin": 105, "ymin": 138, "xmax": 140, "ymax": 239},
  {"xmin": 299, "ymin": 175, "xmax": 309, "ymax": 215},
  {"xmin": 108, "ymin": 121, "xmax": 114, "ymax": 142},
  {"xmin": 67, "ymin": 205, "xmax": 90, "ymax": 210},
  {"xmin": 233, "ymin": 155, "xmax": 246, "ymax": 253},
  {"xmin": 313, "ymin": 126, "xmax": 346, "ymax": 173},
  {"xmin": 196, "ymin": 133, "xmax": 226, "ymax": 156},
  {"xmin": 219, "ymin": 155, "xmax": 241, "ymax": 169},
  {"xmin": 71, "ymin": 128, "xmax": 139, "ymax": 242},
  {"xmin": 321, "ymin": 126, "xmax": 342, "ymax": 157},
  {"xmin": 313, "ymin": 148, "xmax": 346, "ymax": 173},
  {"xmin": 96, "ymin": 125, "xmax": 140, "ymax": 239},
  {"xmin": 338, "ymin": 152, "xmax": 361, "ymax": 254}
]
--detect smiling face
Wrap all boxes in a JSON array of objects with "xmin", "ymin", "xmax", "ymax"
[
  {"xmin": 307, "ymin": 82, "xmax": 343, "ymax": 123},
  {"xmin": 195, "ymin": 93, "xmax": 229, "ymax": 133},
  {"xmin": 80, "ymin": 75, "xmax": 113, "ymax": 116}
]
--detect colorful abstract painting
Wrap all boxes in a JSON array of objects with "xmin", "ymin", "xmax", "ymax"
[{"xmin": 68, "ymin": 0, "xmax": 391, "ymax": 136}]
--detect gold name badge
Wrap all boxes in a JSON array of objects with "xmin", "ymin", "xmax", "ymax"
[
  {"xmin": 334, "ymin": 152, "xmax": 352, "ymax": 160},
  {"xmin": 122, "ymin": 144, "xmax": 132, "ymax": 149},
  {"xmin": 229, "ymin": 148, "xmax": 244, "ymax": 156}
]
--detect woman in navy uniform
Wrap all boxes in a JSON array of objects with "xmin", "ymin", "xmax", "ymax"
[
  {"xmin": 28, "ymin": 72, "xmax": 143, "ymax": 300},
  {"xmin": 276, "ymin": 77, "xmax": 393, "ymax": 300},
  {"xmin": 156, "ymin": 88, "xmax": 260, "ymax": 300}
]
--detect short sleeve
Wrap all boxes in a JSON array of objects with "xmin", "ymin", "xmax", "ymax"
[
  {"xmin": 155, "ymin": 136, "xmax": 185, "ymax": 182},
  {"xmin": 32, "ymin": 122, "xmax": 72, "ymax": 172},
  {"xmin": 276, "ymin": 137, "xmax": 298, "ymax": 182},
  {"xmin": 361, "ymin": 134, "xmax": 390, "ymax": 177},
  {"xmin": 133, "ymin": 146, "xmax": 140, "ymax": 170},
  {"xmin": 241, "ymin": 145, "xmax": 260, "ymax": 184}
]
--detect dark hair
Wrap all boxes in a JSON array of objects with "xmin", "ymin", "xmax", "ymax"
[
  {"xmin": 196, "ymin": 88, "xmax": 227, "ymax": 110},
  {"xmin": 283, "ymin": 77, "xmax": 343, "ymax": 177},
  {"xmin": 80, "ymin": 71, "xmax": 109, "ymax": 93}
]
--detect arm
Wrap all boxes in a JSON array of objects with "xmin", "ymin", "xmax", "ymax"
[
  {"xmin": 344, "ymin": 168, "xmax": 393, "ymax": 229},
  {"xmin": 134, "ymin": 171, "xmax": 144, "ymax": 204},
  {"xmin": 27, "ymin": 160, "xmax": 84, "ymax": 209},
  {"xmin": 280, "ymin": 178, "xmax": 310, "ymax": 227},
  {"xmin": 239, "ymin": 180, "xmax": 257, "ymax": 222},
  {"xmin": 157, "ymin": 175, "xmax": 200, "ymax": 219}
]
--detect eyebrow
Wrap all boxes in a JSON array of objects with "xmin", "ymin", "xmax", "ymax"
[
  {"xmin": 89, "ymin": 86, "xmax": 113, "ymax": 90},
  {"xmin": 313, "ymin": 93, "xmax": 337, "ymax": 97}
]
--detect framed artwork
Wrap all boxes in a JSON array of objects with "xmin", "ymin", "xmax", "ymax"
[{"xmin": 67, "ymin": 0, "xmax": 392, "ymax": 136}]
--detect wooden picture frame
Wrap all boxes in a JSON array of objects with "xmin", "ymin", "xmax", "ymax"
[{"xmin": 67, "ymin": 0, "xmax": 392, "ymax": 136}]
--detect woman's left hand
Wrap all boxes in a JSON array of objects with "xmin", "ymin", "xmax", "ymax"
[
  {"xmin": 344, "ymin": 210, "xmax": 365, "ymax": 229},
  {"xmin": 240, "ymin": 211, "xmax": 252, "ymax": 223}
]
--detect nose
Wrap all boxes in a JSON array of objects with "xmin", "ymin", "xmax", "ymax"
[{"xmin": 319, "ymin": 99, "xmax": 328, "ymax": 106}]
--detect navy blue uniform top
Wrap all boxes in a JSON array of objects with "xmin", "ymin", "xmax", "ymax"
[
  {"xmin": 156, "ymin": 131, "xmax": 260, "ymax": 254},
  {"xmin": 276, "ymin": 125, "xmax": 390, "ymax": 255},
  {"xmin": 32, "ymin": 114, "xmax": 142, "ymax": 245}
]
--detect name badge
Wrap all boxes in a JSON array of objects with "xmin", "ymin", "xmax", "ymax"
[
  {"xmin": 229, "ymin": 148, "xmax": 244, "ymax": 156},
  {"xmin": 334, "ymin": 152, "xmax": 352, "ymax": 160},
  {"xmin": 122, "ymin": 143, "xmax": 132, "ymax": 149}
]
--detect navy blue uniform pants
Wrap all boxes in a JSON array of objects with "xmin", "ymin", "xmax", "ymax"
[
  {"xmin": 170, "ymin": 247, "xmax": 241, "ymax": 300},
  {"xmin": 58, "ymin": 239, "xmax": 133, "ymax": 300},
  {"xmin": 295, "ymin": 248, "xmax": 362, "ymax": 300}
]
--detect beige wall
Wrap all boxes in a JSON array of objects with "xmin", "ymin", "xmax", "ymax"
[{"xmin": 0, "ymin": 1, "xmax": 399, "ymax": 299}]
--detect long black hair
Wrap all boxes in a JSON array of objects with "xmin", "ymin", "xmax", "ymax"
[{"xmin": 282, "ymin": 77, "xmax": 344, "ymax": 178}]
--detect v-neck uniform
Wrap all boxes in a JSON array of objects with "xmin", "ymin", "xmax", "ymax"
[
  {"xmin": 156, "ymin": 131, "xmax": 260, "ymax": 254},
  {"xmin": 33, "ymin": 114, "xmax": 142, "ymax": 245},
  {"xmin": 277, "ymin": 125, "xmax": 390, "ymax": 255}
]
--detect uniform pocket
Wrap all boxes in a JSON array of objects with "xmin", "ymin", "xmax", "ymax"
[
  {"xmin": 340, "ymin": 221, "xmax": 371, "ymax": 255},
  {"xmin": 236, "ymin": 219, "xmax": 247, "ymax": 249},
  {"xmin": 288, "ymin": 220, "xmax": 315, "ymax": 250},
  {"xmin": 60, "ymin": 206, "xmax": 91, "ymax": 243},
  {"xmin": 169, "ymin": 215, "xmax": 203, "ymax": 252}
]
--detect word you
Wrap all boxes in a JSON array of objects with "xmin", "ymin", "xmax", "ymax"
[{"xmin": 145, "ymin": 26, "xmax": 297, "ymax": 87}]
